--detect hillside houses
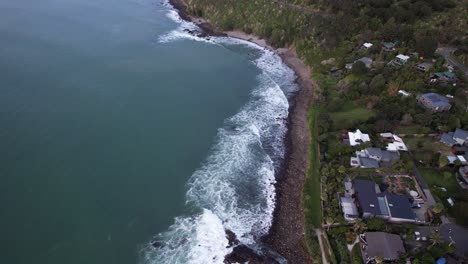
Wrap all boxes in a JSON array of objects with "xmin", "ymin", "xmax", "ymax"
[
  {"xmin": 417, "ymin": 93, "xmax": 452, "ymax": 112},
  {"xmin": 440, "ymin": 128, "xmax": 468, "ymax": 147},
  {"xmin": 341, "ymin": 179, "xmax": 419, "ymax": 223}
]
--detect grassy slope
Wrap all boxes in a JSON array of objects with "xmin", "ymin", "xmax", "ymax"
[
  {"xmin": 304, "ymin": 106, "xmax": 322, "ymax": 227},
  {"xmin": 329, "ymin": 102, "xmax": 375, "ymax": 127}
]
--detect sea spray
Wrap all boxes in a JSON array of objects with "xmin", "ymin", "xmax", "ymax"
[{"xmin": 141, "ymin": 2, "xmax": 299, "ymax": 263}]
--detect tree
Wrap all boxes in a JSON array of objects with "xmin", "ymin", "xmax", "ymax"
[
  {"xmin": 431, "ymin": 203, "xmax": 444, "ymax": 214},
  {"xmin": 366, "ymin": 218, "xmax": 386, "ymax": 231},
  {"xmin": 400, "ymin": 113, "xmax": 413, "ymax": 126},
  {"xmin": 352, "ymin": 61, "xmax": 368, "ymax": 75},
  {"xmin": 338, "ymin": 165, "xmax": 346, "ymax": 175},
  {"xmin": 369, "ymin": 74, "xmax": 386, "ymax": 94},
  {"xmin": 375, "ymin": 255, "xmax": 384, "ymax": 263},
  {"xmin": 415, "ymin": 35, "xmax": 438, "ymax": 58},
  {"xmin": 430, "ymin": 231, "xmax": 442, "ymax": 246},
  {"xmin": 353, "ymin": 219, "xmax": 367, "ymax": 233}
]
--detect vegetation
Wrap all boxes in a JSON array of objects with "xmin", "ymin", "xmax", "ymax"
[{"xmin": 184, "ymin": 0, "xmax": 468, "ymax": 260}]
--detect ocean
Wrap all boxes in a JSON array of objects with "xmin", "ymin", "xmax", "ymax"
[{"xmin": 0, "ymin": 0, "xmax": 297, "ymax": 263}]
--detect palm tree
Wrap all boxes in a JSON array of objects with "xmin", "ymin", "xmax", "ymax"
[
  {"xmin": 430, "ymin": 231, "xmax": 441, "ymax": 246},
  {"xmin": 353, "ymin": 219, "xmax": 367, "ymax": 234}
]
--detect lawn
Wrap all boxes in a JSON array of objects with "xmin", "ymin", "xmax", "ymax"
[
  {"xmin": 304, "ymin": 106, "xmax": 322, "ymax": 228},
  {"xmin": 394, "ymin": 125, "xmax": 428, "ymax": 134},
  {"xmin": 329, "ymin": 102, "xmax": 375, "ymax": 130},
  {"xmin": 405, "ymin": 136, "xmax": 450, "ymax": 152},
  {"xmin": 304, "ymin": 106, "xmax": 324, "ymax": 261},
  {"xmin": 419, "ymin": 168, "xmax": 461, "ymax": 195}
]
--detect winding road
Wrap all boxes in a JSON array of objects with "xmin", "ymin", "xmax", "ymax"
[{"xmin": 436, "ymin": 47, "xmax": 468, "ymax": 79}]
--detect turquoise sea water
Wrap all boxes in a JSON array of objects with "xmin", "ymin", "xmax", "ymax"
[{"xmin": 0, "ymin": 0, "xmax": 297, "ymax": 263}]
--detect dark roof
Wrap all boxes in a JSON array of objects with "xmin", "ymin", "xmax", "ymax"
[
  {"xmin": 382, "ymin": 193, "xmax": 416, "ymax": 221},
  {"xmin": 364, "ymin": 232, "xmax": 406, "ymax": 260},
  {"xmin": 353, "ymin": 179, "xmax": 380, "ymax": 215},
  {"xmin": 440, "ymin": 132, "xmax": 457, "ymax": 146},
  {"xmin": 366, "ymin": 148, "xmax": 400, "ymax": 162},
  {"xmin": 420, "ymin": 93, "xmax": 450, "ymax": 108},
  {"xmin": 359, "ymin": 157, "xmax": 380, "ymax": 168},
  {"xmin": 453, "ymin": 128, "xmax": 468, "ymax": 142}
]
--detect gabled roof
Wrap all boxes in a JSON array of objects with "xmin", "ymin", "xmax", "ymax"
[
  {"xmin": 366, "ymin": 147, "xmax": 400, "ymax": 162},
  {"xmin": 348, "ymin": 129, "xmax": 370, "ymax": 146},
  {"xmin": 364, "ymin": 232, "xmax": 406, "ymax": 260},
  {"xmin": 359, "ymin": 157, "xmax": 380, "ymax": 168},
  {"xmin": 441, "ymin": 132, "xmax": 457, "ymax": 146},
  {"xmin": 363, "ymin": 42, "xmax": 373, "ymax": 48},
  {"xmin": 353, "ymin": 179, "xmax": 380, "ymax": 215},
  {"xmin": 357, "ymin": 57, "xmax": 373, "ymax": 68},
  {"xmin": 453, "ymin": 128, "xmax": 468, "ymax": 142},
  {"xmin": 417, "ymin": 62, "xmax": 433, "ymax": 68},
  {"xmin": 396, "ymin": 54, "xmax": 410, "ymax": 61},
  {"xmin": 434, "ymin": 71, "xmax": 456, "ymax": 79},
  {"xmin": 383, "ymin": 193, "xmax": 416, "ymax": 220}
]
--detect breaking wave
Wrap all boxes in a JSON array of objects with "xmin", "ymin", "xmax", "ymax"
[{"xmin": 140, "ymin": 2, "xmax": 299, "ymax": 263}]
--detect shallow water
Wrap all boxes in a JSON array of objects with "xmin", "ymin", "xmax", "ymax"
[{"xmin": 0, "ymin": 0, "xmax": 297, "ymax": 263}]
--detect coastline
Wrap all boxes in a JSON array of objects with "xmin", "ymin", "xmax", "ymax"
[{"xmin": 168, "ymin": 0, "xmax": 315, "ymax": 263}]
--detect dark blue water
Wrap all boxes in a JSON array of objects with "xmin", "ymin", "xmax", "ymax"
[{"xmin": 0, "ymin": 0, "xmax": 270, "ymax": 263}]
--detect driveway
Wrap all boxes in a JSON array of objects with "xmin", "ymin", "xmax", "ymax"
[
  {"xmin": 436, "ymin": 47, "xmax": 468, "ymax": 79},
  {"xmin": 440, "ymin": 223, "xmax": 468, "ymax": 258}
]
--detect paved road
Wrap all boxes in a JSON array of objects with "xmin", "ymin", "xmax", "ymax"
[
  {"xmin": 436, "ymin": 47, "xmax": 468, "ymax": 79},
  {"xmin": 412, "ymin": 166, "xmax": 437, "ymax": 207},
  {"xmin": 440, "ymin": 223, "xmax": 468, "ymax": 258}
]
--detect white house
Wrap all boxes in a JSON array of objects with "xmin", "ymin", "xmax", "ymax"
[
  {"xmin": 348, "ymin": 129, "xmax": 371, "ymax": 146},
  {"xmin": 363, "ymin": 42, "xmax": 373, "ymax": 49},
  {"xmin": 380, "ymin": 133, "xmax": 408, "ymax": 152},
  {"xmin": 394, "ymin": 54, "xmax": 410, "ymax": 65}
]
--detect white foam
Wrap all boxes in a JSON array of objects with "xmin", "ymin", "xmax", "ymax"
[
  {"xmin": 158, "ymin": 9, "xmax": 213, "ymax": 43},
  {"xmin": 141, "ymin": 209, "xmax": 230, "ymax": 264},
  {"xmin": 143, "ymin": 2, "xmax": 300, "ymax": 262}
]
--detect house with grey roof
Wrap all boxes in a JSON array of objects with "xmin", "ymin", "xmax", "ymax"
[
  {"xmin": 440, "ymin": 128, "xmax": 468, "ymax": 146},
  {"xmin": 345, "ymin": 57, "xmax": 373, "ymax": 70},
  {"xmin": 350, "ymin": 147, "xmax": 400, "ymax": 168},
  {"xmin": 352, "ymin": 179, "xmax": 417, "ymax": 223},
  {"xmin": 361, "ymin": 232, "xmax": 406, "ymax": 262},
  {"xmin": 453, "ymin": 128, "xmax": 468, "ymax": 146},
  {"xmin": 417, "ymin": 93, "xmax": 452, "ymax": 112},
  {"xmin": 416, "ymin": 62, "xmax": 433, "ymax": 72}
]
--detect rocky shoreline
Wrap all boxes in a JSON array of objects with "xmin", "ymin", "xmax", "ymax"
[{"xmin": 168, "ymin": 0, "xmax": 315, "ymax": 263}]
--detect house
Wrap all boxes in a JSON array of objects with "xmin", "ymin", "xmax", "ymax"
[
  {"xmin": 393, "ymin": 54, "xmax": 410, "ymax": 65},
  {"xmin": 351, "ymin": 148, "xmax": 400, "ymax": 168},
  {"xmin": 441, "ymin": 129, "xmax": 468, "ymax": 146},
  {"xmin": 348, "ymin": 129, "xmax": 371, "ymax": 146},
  {"xmin": 351, "ymin": 156, "xmax": 380, "ymax": 168},
  {"xmin": 430, "ymin": 71, "xmax": 457, "ymax": 83},
  {"xmin": 361, "ymin": 232, "xmax": 406, "ymax": 262},
  {"xmin": 352, "ymin": 179, "xmax": 417, "ymax": 223},
  {"xmin": 398, "ymin": 90, "xmax": 411, "ymax": 97},
  {"xmin": 453, "ymin": 128, "xmax": 468, "ymax": 146},
  {"xmin": 382, "ymin": 41, "xmax": 397, "ymax": 51},
  {"xmin": 417, "ymin": 93, "xmax": 452, "ymax": 112},
  {"xmin": 345, "ymin": 57, "xmax": 373, "ymax": 70},
  {"xmin": 364, "ymin": 147, "xmax": 400, "ymax": 163},
  {"xmin": 416, "ymin": 62, "xmax": 433, "ymax": 72},
  {"xmin": 363, "ymin": 42, "xmax": 373, "ymax": 49},
  {"xmin": 458, "ymin": 154, "xmax": 468, "ymax": 165},
  {"xmin": 459, "ymin": 166, "xmax": 468, "ymax": 183},
  {"xmin": 380, "ymin": 133, "xmax": 408, "ymax": 152},
  {"xmin": 340, "ymin": 197, "xmax": 359, "ymax": 221}
]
